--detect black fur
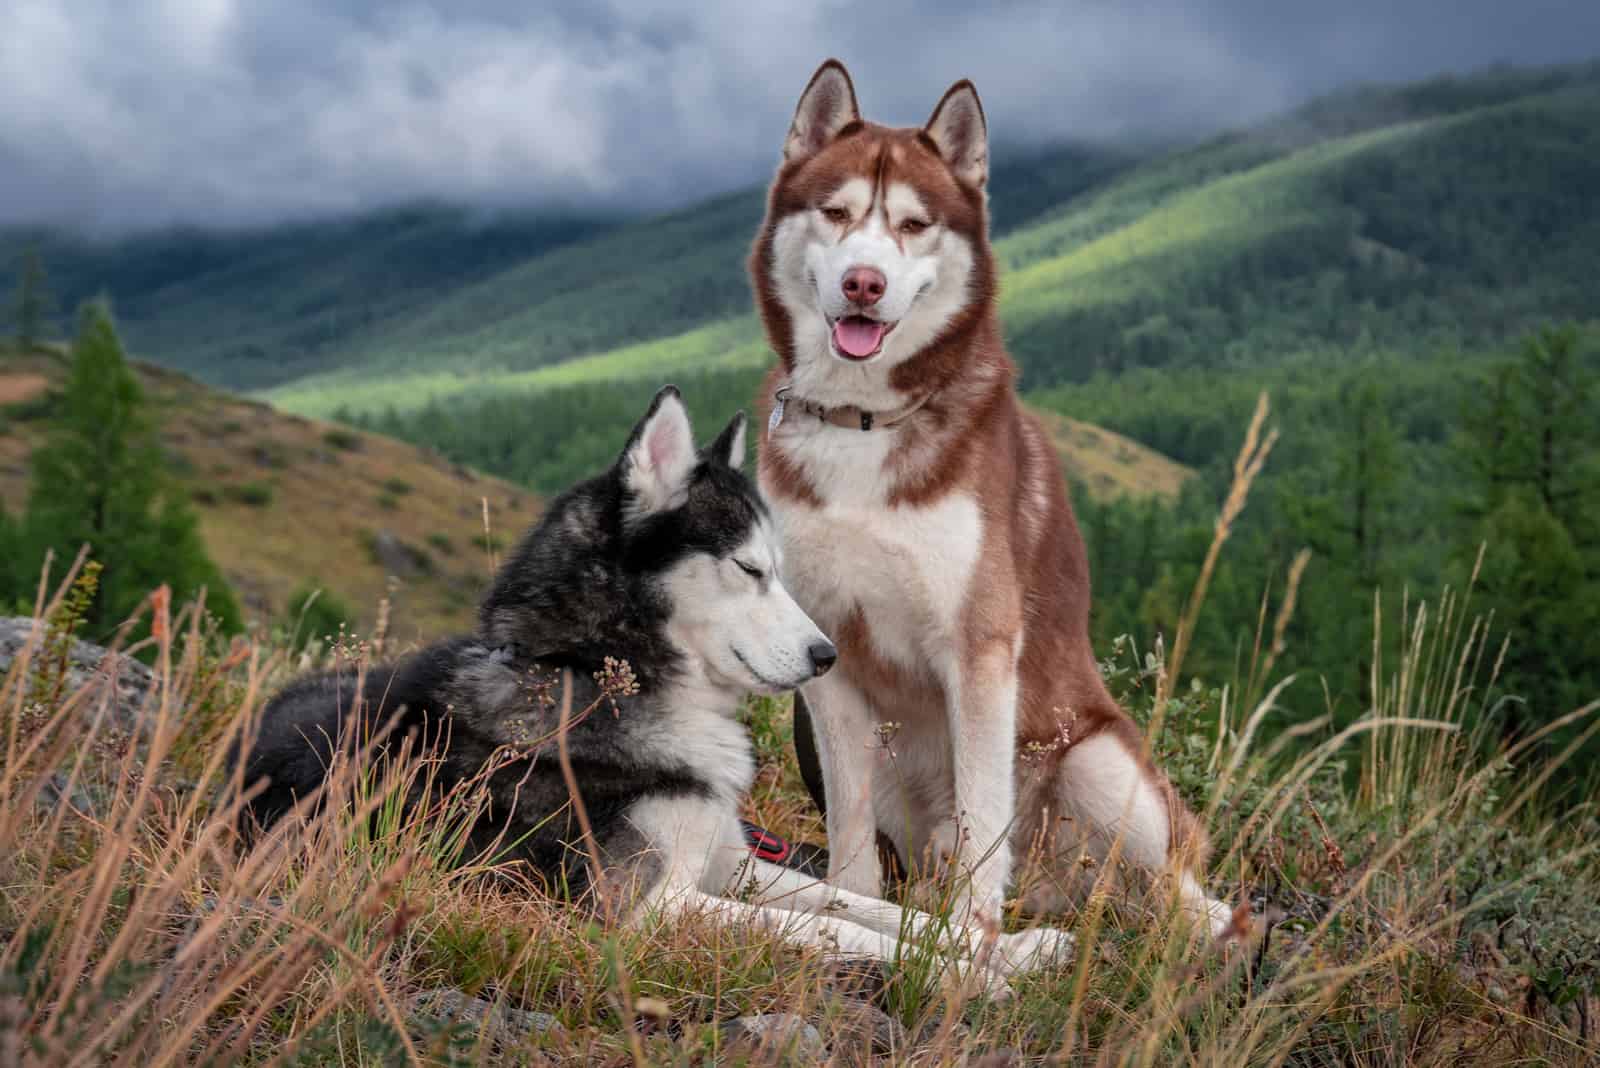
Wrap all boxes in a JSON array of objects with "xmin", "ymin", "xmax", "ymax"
[{"xmin": 235, "ymin": 390, "xmax": 762, "ymax": 901}]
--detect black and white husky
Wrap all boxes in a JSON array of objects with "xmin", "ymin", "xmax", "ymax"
[{"xmin": 237, "ymin": 387, "xmax": 1065, "ymax": 979}]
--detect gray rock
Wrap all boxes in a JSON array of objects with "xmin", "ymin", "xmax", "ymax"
[
  {"xmin": 406, "ymin": 987, "xmax": 561, "ymax": 1050},
  {"xmin": 719, "ymin": 1014, "xmax": 825, "ymax": 1056},
  {"xmin": 371, "ymin": 530, "xmax": 431, "ymax": 578},
  {"xmin": 34, "ymin": 771, "xmax": 96, "ymax": 816},
  {"xmin": 0, "ymin": 616, "xmax": 156, "ymax": 735},
  {"xmin": 823, "ymin": 996, "xmax": 906, "ymax": 1057},
  {"xmin": 914, "ymin": 1013, "xmax": 973, "ymax": 1051}
]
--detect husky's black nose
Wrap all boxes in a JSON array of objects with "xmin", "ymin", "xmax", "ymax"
[{"xmin": 808, "ymin": 640, "xmax": 838, "ymax": 677}]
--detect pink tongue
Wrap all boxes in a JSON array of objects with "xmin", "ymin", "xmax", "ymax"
[{"xmin": 833, "ymin": 317, "xmax": 886, "ymax": 359}]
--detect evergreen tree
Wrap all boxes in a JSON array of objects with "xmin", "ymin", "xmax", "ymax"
[
  {"xmin": 11, "ymin": 245, "xmax": 53, "ymax": 351},
  {"xmin": 1457, "ymin": 325, "xmax": 1600, "ymax": 740},
  {"xmin": 19, "ymin": 300, "xmax": 241, "ymax": 637},
  {"xmin": 0, "ymin": 502, "xmax": 25, "ymax": 612}
]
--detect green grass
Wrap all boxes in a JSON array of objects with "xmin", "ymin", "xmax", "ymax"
[
  {"xmin": 271, "ymin": 316, "xmax": 769, "ymax": 419},
  {"xmin": 4, "ymin": 474, "xmax": 1597, "ymax": 1065}
]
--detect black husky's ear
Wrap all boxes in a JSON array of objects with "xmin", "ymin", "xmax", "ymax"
[
  {"xmin": 924, "ymin": 79, "xmax": 988, "ymax": 189},
  {"xmin": 707, "ymin": 411, "xmax": 748, "ymax": 471},
  {"xmin": 619, "ymin": 385, "xmax": 695, "ymax": 516},
  {"xmin": 785, "ymin": 59, "xmax": 860, "ymax": 162}
]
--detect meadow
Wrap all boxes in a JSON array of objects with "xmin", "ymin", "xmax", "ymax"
[{"xmin": 4, "ymin": 408, "xmax": 1597, "ymax": 1065}]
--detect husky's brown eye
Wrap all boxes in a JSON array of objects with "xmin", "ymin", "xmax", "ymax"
[
  {"xmin": 735, "ymin": 560, "xmax": 765, "ymax": 582},
  {"xmin": 899, "ymin": 218, "xmax": 930, "ymax": 236},
  {"xmin": 820, "ymin": 206, "xmax": 850, "ymax": 224}
]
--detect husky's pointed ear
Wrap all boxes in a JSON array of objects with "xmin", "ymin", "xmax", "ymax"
[
  {"xmin": 619, "ymin": 386, "xmax": 695, "ymax": 516},
  {"xmin": 924, "ymin": 79, "xmax": 988, "ymax": 189},
  {"xmin": 707, "ymin": 411, "xmax": 748, "ymax": 471},
  {"xmin": 785, "ymin": 59, "xmax": 860, "ymax": 162}
]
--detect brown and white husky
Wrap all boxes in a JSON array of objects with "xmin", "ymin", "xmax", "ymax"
[{"xmin": 750, "ymin": 60, "xmax": 1233, "ymax": 939}]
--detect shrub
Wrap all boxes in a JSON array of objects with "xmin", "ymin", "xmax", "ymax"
[
  {"xmin": 323, "ymin": 427, "xmax": 362, "ymax": 451},
  {"xmin": 224, "ymin": 481, "xmax": 274, "ymax": 507},
  {"xmin": 284, "ymin": 583, "xmax": 353, "ymax": 650}
]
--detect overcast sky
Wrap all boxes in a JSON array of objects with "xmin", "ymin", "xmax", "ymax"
[{"xmin": 3, "ymin": 0, "xmax": 1597, "ymax": 231}]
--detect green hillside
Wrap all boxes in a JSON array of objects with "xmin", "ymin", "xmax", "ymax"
[
  {"xmin": 1, "ymin": 206, "xmax": 611, "ymax": 390},
  {"xmin": 257, "ymin": 61, "xmax": 1600, "ymax": 417},
  {"xmin": 0, "ymin": 145, "xmax": 1130, "ymax": 396},
  {"xmin": 6, "ymin": 63, "xmax": 1594, "ymax": 420}
]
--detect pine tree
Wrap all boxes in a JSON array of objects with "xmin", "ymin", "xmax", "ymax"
[
  {"xmin": 20, "ymin": 301, "xmax": 241, "ymax": 636},
  {"xmin": 11, "ymin": 245, "xmax": 53, "ymax": 351},
  {"xmin": 1457, "ymin": 324, "xmax": 1600, "ymax": 740}
]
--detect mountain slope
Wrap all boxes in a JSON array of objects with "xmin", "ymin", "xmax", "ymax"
[
  {"xmin": 4, "ymin": 207, "xmax": 611, "ymax": 390},
  {"xmin": 0, "ymin": 347, "xmax": 534, "ymax": 637},
  {"xmin": 256, "ymin": 61, "xmax": 1600, "ymax": 418},
  {"xmin": 0, "ymin": 145, "xmax": 1133, "ymax": 394}
]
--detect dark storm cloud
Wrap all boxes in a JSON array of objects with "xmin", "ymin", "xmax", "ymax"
[{"xmin": 2, "ymin": 0, "xmax": 1596, "ymax": 230}]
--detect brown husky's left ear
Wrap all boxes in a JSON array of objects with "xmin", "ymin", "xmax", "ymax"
[
  {"xmin": 924, "ymin": 80, "xmax": 988, "ymax": 189},
  {"xmin": 785, "ymin": 59, "xmax": 860, "ymax": 162}
]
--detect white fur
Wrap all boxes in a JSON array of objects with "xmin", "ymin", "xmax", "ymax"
[
  {"xmin": 763, "ymin": 163, "xmax": 1020, "ymax": 921},
  {"xmin": 1054, "ymin": 733, "xmax": 1173, "ymax": 872},
  {"xmin": 759, "ymin": 62, "xmax": 1230, "ymax": 947},
  {"xmin": 607, "ymin": 396, "xmax": 1065, "ymax": 979},
  {"xmin": 767, "ymin": 183, "xmax": 977, "ymax": 414},
  {"xmin": 623, "ymin": 789, "xmax": 1061, "ymax": 989},
  {"xmin": 661, "ymin": 521, "xmax": 828, "ymax": 695}
]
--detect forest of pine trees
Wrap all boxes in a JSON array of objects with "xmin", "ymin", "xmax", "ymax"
[{"xmin": 355, "ymin": 325, "xmax": 1600, "ymax": 784}]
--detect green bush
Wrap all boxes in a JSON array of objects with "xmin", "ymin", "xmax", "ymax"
[
  {"xmin": 224, "ymin": 481, "xmax": 274, "ymax": 507},
  {"xmin": 322, "ymin": 428, "xmax": 361, "ymax": 451},
  {"xmin": 284, "ymin": 583, "xmax": 353, "ymax": 650}
]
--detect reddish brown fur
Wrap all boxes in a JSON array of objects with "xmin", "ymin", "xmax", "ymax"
[{"xmin": 749, "ymin": 81, "xmax": 1208, "ymax": 870}]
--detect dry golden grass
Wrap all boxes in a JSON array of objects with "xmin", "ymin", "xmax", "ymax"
[
  {"xmin": 0, "ymin": 350, "xmax": 535, "ymax": 638},
  {"xmin": 4, "ymin": 389, "xmax": 1597, "ymax": 1066},
  {"xmin": 0, "ymin": 372, "xmax": 49, "ymax": 407},
  {"xmin": 1029, "ymin": 407, "xmax": 1195, "ymax": 503}
]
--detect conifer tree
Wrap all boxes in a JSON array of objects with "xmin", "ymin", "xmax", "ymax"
[{"xmin": 20, "ymin": 300, "xmax": 240, "ymax": 636}]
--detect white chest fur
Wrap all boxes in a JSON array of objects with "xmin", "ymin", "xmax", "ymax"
[{"xmin": 766, "ymin": 428, "xmax": 982, "ymax": 674}]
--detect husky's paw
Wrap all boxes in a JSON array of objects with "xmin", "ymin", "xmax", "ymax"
[
  {"xmin": 1201, "ymin": 897, "xmax": 1253, "ymax": 947},
  {"xmin": 991, "ymin": 926, "xmax": 1075, "ymax": 975},
  {"xmin": 924, "ymin": 817, "xmax": 967, "ymax": 873},
  {"xmin": 946, "ymin": 956, "xmax": 1015, "ymax": 1000}
]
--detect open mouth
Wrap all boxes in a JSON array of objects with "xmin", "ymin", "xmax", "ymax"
[{"xmin": 829, "ymin": 314, "xmax": 896, "ymax": 361}]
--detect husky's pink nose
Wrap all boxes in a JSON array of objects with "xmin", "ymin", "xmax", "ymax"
[{"xmin": 841, "ymin": 266, "xmax": 886, "ymax": 307}]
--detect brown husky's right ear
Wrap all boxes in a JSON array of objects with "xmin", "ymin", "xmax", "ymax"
[{"xmin": 784, "ymin": 59, "xmax": 860, "ymax": 162}]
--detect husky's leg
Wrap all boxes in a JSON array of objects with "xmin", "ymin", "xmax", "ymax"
[
  {"xmin": 803, "ymin": 671, "xmax": 883, "ymax": 898},
  {"xmin": 1052, "ymin": 732, "xmax": 1232, "ymax": 939},
  {"xmin": 645, "ymin": 870, "xmax": 1006, "ymax": 991},
  {"xmin": 653, "ymin": 882, "xmax": 901, "ymax": 957},
  {"xmin": 739, "ymin": 856, "xmax": 1072, "ymax": 975},
  {"xmin": 936, "ymin": 642, "xmax": 1019, "ymax": 923}
]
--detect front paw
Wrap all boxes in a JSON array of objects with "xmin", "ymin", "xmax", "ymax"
[
  {"xmin": 992, "ymin": 926, "xmax": 1075, "ymax": 976},
  {"xmin": 923, "ymin": 817, "xmax": 966, "ymax": 874}
]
